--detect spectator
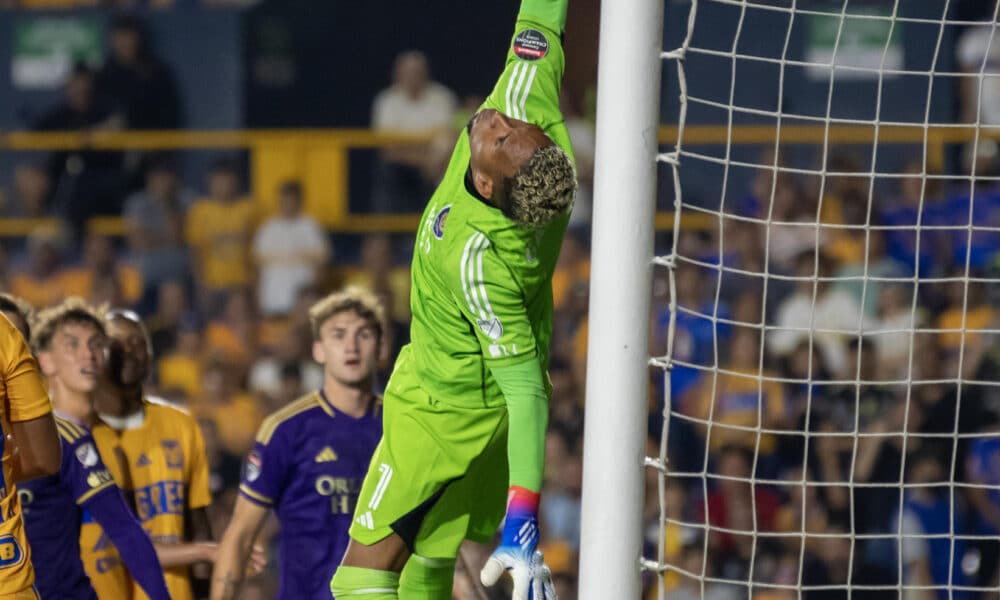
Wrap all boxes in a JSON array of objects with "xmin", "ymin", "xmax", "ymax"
[
  {"xmin": 34, "ymin": 64, "xmax": 124, "ymax": 235},
  {"xmin": 156, "ymin": 313, "xmax": 204, "ymax": 401},
  {"xmin": 146, "ymin": 279, "xmax": 193, "ymax": 357},
  {"xmin": 698, "ymin": 445, "xmax": 781, "ymax": 567},
  {"xmin": 123, "ymin": 156, "xmax": 194, "ymax": 301},
  {"xmin": 668, "ymin": 543, "xmax": 741, "ymax": 600},
  {"xmin": 687, "ymin": 328, "xmax": 786, "ymax": 462},
  {"xmin": 184, "ymin": 158, "xmax": 256, "ymax": 310},
  {"xmin": 204, "ymin": 287, "xmax": 258, "ymax": 370},
  {"xmin": 895, "ymin": 449, "xmax": 970, "ymax": 599},
  {"xmin": 935, "ymin": 276, "xmax": 992, "ymax": 372},
  {"xmin": 252, "ymin": 180, "xmax": 330, "ymax": 316},
  {"xmin": 192, "ymin": 359, "xmax": 262, "ymax": 457},
  {"xmin": 764, "ymin": 172, "xmax": 819, "ymax": 273},
  {"xmin": 769, "ymin": 250, "xmax": 871, "ymax": 378},
  {"xmin": 965, "ymin": 420, "xmax": 1000, "ymax": 589},
  {"xmin": 832, "ymin": 229, "xmax": 908, "ymax": 319},
  {"xmin": 540, "ymin": 426, "xmax": 582, "ymax": 551},
  {"xmin": 5, "ymin": 162, "xmax": 51, "ymax": 217},
  {"xmin": 96, "ymin": 15, "xmax": 181, "ymax": 130},
  {"xmin": 60, "ymin": 230, "xmax": 143, "ymax": 306},
  {"xmin": 879, "ymin": 160, "xmax": 951, "ymax": 278},
  {"xmin": 8, "ymin": 226, "xmax": 72, "ymax": 308},
  {"xmin": 370, "ymin": 50, "xmax": 457, "ymax": 212},
  {"xmin": 872, "ymin": 283, "xmax": 924, "ymax": 380},
  {"xmin": 248, "ymin": 328, "xmax": 323, "ymax": 402},
  {"xmin": 561, "ymin": 91, "xmax": 595, "ymax": 226},
  {"xmin": 342, "ymin": 233, "xmax": 410, "ymax": 323},
  {"xmin": 957, "ymin": 5, "xmax": 1000, "ymax": 125}
]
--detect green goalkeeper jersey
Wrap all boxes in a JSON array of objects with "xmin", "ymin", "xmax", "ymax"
[{"xmin": 395, "ymin": 5, "xmax": 573, "ymax": 411}]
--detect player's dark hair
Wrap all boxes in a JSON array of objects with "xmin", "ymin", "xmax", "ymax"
[
  {"xmin": 209, "ymin": 157, "xmax": 240, "ymax": 177},
  {"xmin": 0, "ymin": 294, "xmax": 34, "ymax": 340},
  {"xmin": 31, "ymin": 298, "xmax": 106, "ymax": 353},
  {"xmin": 309, "ymin": 287, "xmax": 387, "ymax": 344},
  {"xmin": 280, "ymin": 180, "xmax": 303, "ymax": 199},
  {"xmin": 502, "ymin": 145, "xmax": 577, "ymax": 229}
]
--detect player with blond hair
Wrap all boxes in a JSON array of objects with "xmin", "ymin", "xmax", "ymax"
[{"xmin": 211, "ymin": 287, "xmax": 385, "ymax": 599}]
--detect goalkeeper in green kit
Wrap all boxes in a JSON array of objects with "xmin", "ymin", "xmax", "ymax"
[{"xmin": 330, "ymin": 0, "xmax": 575, "ymax": 599}]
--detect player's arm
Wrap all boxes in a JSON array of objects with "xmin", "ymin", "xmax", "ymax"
[
  {"xmin": 59, "ymin": 424, "xmax": 171, "ymax": 600},
  {"xmin": 85, "ymin": 488, "xmax": 172, "ymax": 600},
  {"xmin": 210, "ymin": 495, "xmax": 270, "ymax": 600},
  {"xmin": 484, "ymin": 0, "xmax": 568, "ymax": 133},
  {"xmin": 212, "ymin": 429, "xmax": 284, "ymax": 599},
  {"xmin": 4, "ymin": 320, "xmax": 60, "ymax": 479},
  {"xmin": 451, "ymin": 239, "xmax": 555, "ymax": 597}
]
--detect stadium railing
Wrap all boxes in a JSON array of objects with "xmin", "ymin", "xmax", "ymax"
[{"xmin": 0, "ymin": 124, "xmax": 982, "ymax": 238}]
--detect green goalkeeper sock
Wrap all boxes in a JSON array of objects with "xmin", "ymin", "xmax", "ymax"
[
  {"xmin": 330, "ymin": 566, "xmax": 399, "ymax": 599},
  {"xmin": 398, "ymin": 555, "xmax": 455, "ymax": 600}
]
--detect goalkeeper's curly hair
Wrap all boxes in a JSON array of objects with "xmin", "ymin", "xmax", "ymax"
[{"xmin": 504, "ymin": 145, "xmax": 577, "ymax": 229}]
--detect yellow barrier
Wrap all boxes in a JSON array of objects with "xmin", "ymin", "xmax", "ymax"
[{"xmin": 0, "ymin": 124, "xmax": 984, "ymax": 237}]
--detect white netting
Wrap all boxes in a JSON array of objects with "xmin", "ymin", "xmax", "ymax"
[{"xmin": 649, "ymin": 1, "xmax": 1000, "ymax": 598}]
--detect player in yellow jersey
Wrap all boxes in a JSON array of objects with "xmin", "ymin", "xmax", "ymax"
[
  {"xmin": 90, "ymin": 309, "xmax": 214, "ymax": 600},
  {"xmin": 0, "ymin": 296, "xmax": 61, "ymax": 600},
  {"xmin": 30, "ymin": 298, "xmax": 235, "ymax": 600}
]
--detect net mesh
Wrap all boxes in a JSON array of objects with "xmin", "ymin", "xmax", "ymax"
[{"xmin": 649, "ymin": 1, "xmax": 1000, "ymax": 598}]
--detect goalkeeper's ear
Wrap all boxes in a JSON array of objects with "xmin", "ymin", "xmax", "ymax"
[{"xmin": 472, "ymin": 169, "xmax": 497, "ymax": 202}]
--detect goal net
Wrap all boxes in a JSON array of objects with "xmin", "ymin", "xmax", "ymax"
[{"xmin": 632, "ymin": 1, "xmax": 1000, "ymax": 599}]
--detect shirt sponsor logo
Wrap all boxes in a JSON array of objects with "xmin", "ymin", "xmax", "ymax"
[
  {"xmin": 513, "ymin": 29, "xmax": 549, "ymax": 61},
  {"xmin": 433, "ymin": 205, "xmax": 451, "ymax": 240},
  {"xmin": 161, "ymin": 440, "xmax": 183, "ymax": 469},
  {"xmin": 245, "ymin": 450, "xmax": 262, "ymax": 482},
  {"xmin": 75, "ymin": 443, "xmax": 99, "ymax": 467},
  {"xmin": 314, "ymin": 447, "xmax": 339, "ymax": 463},
  {"xmin": 87, "ymin": 469, "xmax": 113, "ymax": 489},
  {"xmin": 477, "ymin": 317, "xmax": 504, "ymax": 341},
  {"xmin": 133, "ymin": 480, "xmax": 185, "ymax": 521}
]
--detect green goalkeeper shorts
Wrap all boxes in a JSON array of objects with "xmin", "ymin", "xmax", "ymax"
[{"xmin": 349, "ymin": 368, "xmax": 509, "ymax": 558}]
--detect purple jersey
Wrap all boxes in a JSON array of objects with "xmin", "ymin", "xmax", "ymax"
[
  {"xmin": 239, "ymin": 391, "xmax": 381, "ymax": 599},
  {"xmin": 20, "ymin": 417, "xmax": 116, "ymax": 600}
]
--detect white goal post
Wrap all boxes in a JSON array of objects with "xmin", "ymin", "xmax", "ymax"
[
  {"xmin": 578, "ymin": 0, "xmax": 665, "ymax": 598},
  {"xmin": 580, "ymin": 0, "xmax": 1000, "ymax": 599}
]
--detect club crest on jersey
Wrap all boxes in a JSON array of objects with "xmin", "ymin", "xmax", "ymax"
[
  {"xmin": 245, "ymin": 450, "xmax": 262, "ymax": 482},
  {"xmin": 513, "ymin": 29, "xmax": 548, "ymax": 61},
  {"xmin": 75, "ymin": 443, "xmax": 99, "ymax": 467},
  {"xmin": 433, "ymin": 205, "xmax": 451, "ymax": 240},
  {"xmin": 162, "ymin": 440, "xmax": 183, "ymax": 469},
  {"xmin": 477, "ymin": 317, "xmax": 503, "ymax": 341}
]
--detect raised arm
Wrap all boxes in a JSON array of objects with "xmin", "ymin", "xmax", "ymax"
[{"xmin": 483, "ymin": 0, "xmax": 569, "ymax": 137}]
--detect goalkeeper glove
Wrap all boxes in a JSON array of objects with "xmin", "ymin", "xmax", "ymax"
[{"xmin": 480, "ymin": 486, "xmax": 557, "ymax": 600}]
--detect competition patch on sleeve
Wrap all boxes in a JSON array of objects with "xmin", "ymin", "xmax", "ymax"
[
  {"xmin": 75, "ymin": 443, "xmax": 99, "ymax": 467},
  {"xmin": 433, "ymin": 205, "xmax": 451, "ymax": 240},
  {"xmin": 513, "ymin": 29, "xmax": 549, "ymax": 61},
  {"xmin": 244, "ymin": 450, "xmax": 262, "ymax": 482}
]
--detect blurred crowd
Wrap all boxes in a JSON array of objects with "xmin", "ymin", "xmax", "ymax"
[
  {"xmin": 0, "ymin": 13, "xmax": 596, "ymax": 599},
  {"xmin": 655, "ymin": 148, "xmax": 1000, "ymax": 599},
  {"xmin": 6, "ymin": 6, "xmax": 1000, "ymax": 600}
]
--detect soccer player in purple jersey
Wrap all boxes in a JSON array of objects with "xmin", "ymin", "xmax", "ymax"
[
  {"xmin": 13, "ymin": 298, "xmax": 171, "ymax": 600},
  {"xmin": 211, "ymin": 288, "xmax": 385, "ymax": 600}
]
